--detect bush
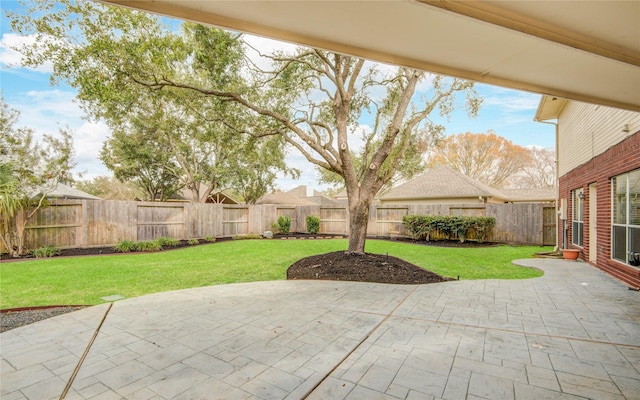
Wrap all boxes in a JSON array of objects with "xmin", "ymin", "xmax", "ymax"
[
  {"xmin": 403, "ymin": 214, "xmax": 496, "ymax": 243},
  {"xmin": 136, "ymin": 240, "xmax": 162, "ymax": 252},
  {"xmin": 156, "ymin": 237, "xmax": 180, "ymax": 248},
  {"xmin": 473, "ymin": 217, "xmax": 496, "ymax": 243},
  {"xmin": 204, "ymin": 236, "xmax": 216, "ymax": 243},
  {"xmin": 276, "ymin": 215, "xmax": 291, "ymax": 234},
  {"xmin": 30, "ymin": 245, "xmax": 61, "ymax": 258},
  {"xmin": 114, "ymin": 240, "xmax": 137, "ymax": 253},
  {"xmin": 306, "ymin": 215, "xmax": 321, "ymax": 234},
  {"xmin": 187, "ymin": 239, "xmax": 200, "ymax": 245}
]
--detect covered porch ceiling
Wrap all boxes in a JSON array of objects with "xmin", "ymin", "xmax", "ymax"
[{"xmin": 100, "ymin": 0, "xmax": 640, "ymax": 112}]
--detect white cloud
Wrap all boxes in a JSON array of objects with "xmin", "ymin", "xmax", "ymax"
[
  {"xmin": 0, "ymin": 33, "xmax": 54, "ymax": 73},
  {"xmin": 480, "ymin": 86, "xmax": 541, "ymax": 112},
  {"xmin": 7, "ymin": 88, "xmax": 112, "ymax": 179}
]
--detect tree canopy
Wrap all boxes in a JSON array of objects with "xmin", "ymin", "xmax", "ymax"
[
  {"xmin": 426, "ymin": 131, "xmax": 532, "ymax": 188},
  {"xmin": 9, "ymin": 0, "xmax": 297, "ymax": 203}
]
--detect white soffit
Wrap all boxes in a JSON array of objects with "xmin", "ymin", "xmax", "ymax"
[{"xmin": 99, "ymin": 0, "xmax": 640, "ymax": 112}]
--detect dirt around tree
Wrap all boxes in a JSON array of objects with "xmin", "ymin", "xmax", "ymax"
[{"xmin": 287, "ymin": 251, "xmax": 455, "ymax": 284}]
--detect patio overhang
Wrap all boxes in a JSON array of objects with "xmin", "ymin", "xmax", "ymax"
[{"xmin": 98, "ymin": 0, "xmax": 640, "ymax": 112}]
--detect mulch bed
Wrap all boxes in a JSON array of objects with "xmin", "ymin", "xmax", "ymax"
[{"xmin": 287, "ymin": 250, "xmax": 455, "ymax": 284}]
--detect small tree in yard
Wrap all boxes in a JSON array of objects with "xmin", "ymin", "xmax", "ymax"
[{"xmin": 0, "ymin": 98, "xmax": 76, "ymax": 256}]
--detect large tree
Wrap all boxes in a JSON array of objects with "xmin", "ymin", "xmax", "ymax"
[
  {"xmin": 0, "ymin": 97, "xmax": 76, "ymax": 256},
  {"xmin": 142, "ymin": 50, "xmax": 480, "ymax": 253},
  {"xmin": 9, "ymin": 0, "xmax": 296, "ymax": 203},
  {"xmin": 426, "ymin": 131, "xmax": 531, "ymax": 188}
]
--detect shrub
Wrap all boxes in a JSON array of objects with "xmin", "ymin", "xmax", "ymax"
[
  {"xmin": 137, "ymin": 240, "xmax": 162, "ymax": 252},
  {"xmin": 204, "ymin": 236, "xmax": 216, "ymax": 243},
  {"xmin": 402, "ymin": 215, "xmax": 436, "ymax": 240},
  {"xmin": 114, "ymin": 240, "xmax": 137, "ymax": 253},
  {"xmin": 156, "ymin": 237, "xmax": 180, "ymax": 248},
  {"xmin": 306, "ymin": 215, "xmax": 321, "ymax": 234},
  {"xmin": 403, "ymin": 215, "xmax": 496, "ymax": 243},
  {"xmin": 187, "ymin": 239, "xmax": 200, "ymax": 245},
  {"xmin": 473, "ymin": 217, "xmax": 496, "ymax": 243},
  {"xmin": 276, "ymin": 215, "xmax": 291, "ymax": 234},
  {"xmin": 30, "ymin": 245, "xmax": 61, "ymax": 258}
]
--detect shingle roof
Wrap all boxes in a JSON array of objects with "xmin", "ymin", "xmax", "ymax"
[
  {"xmin": 47, "ymin": 183, "xmax": 101, "ymax": 200},
  {"xmin": 500, "ymin": 187, "xmax": 556, "ymax": 202},
  {"xmin": 380, "ymin": 165, "xmax": 506, "ymax": 201}
]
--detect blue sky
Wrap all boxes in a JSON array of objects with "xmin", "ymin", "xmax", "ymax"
[{"xmin": 1, "ymin": 1, "xmax": 555, "ymax": 192}]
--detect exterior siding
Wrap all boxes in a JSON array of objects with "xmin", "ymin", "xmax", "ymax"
[
  {"xmin": 558, "ymin": 102, "xmax": 640, "ymax": 176},
  {"xmin": 559, "ymin": 130, "xmax": 640, "ymax": 288}
]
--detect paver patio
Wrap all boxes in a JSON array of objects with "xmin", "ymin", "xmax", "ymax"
[{"xmin": 1, "ymin": 258, "xmax": 639, "ymax": 399}]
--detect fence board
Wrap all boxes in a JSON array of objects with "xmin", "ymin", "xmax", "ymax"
[
  {"xmin": 375, "ymin": 207, "xmax": 409, "ymax": 236},
  {"xmin": 5, "ymin": 200, "xmax": 554, "ymax": 253}
]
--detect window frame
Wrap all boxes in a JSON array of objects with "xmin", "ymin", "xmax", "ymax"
[
  {"xmin": 571, "ymin": 188, "xmax": 584, "ymax": 247},
  {"xmin": 611, "ymin": 169, "xmax": 640, "ymax": 267}
]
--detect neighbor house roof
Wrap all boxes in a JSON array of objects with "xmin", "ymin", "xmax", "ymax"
[
  {"xmin": 256, "ymin": 185, "xmax": 339, "ymax": 206},
  {"xmin": 500, "ymin": 187, "xmax": 556, "ymax": 203},
  {"xmin": 380, "ymin": 166, "xmax": 506, "ymax": 201},
  {"xmin": 46, "ymin": 183, "xmax": 101, "ymax": 200}
]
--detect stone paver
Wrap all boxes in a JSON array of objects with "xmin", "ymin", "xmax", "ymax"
[{"xmin": 1, "ymin": 259, "xmax": 639, "ymax": 399}]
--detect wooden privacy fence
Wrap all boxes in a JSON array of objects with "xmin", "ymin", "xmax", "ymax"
[{"xmin": 7, "ymin": 200, "xmax": 556, "ymax": 251}]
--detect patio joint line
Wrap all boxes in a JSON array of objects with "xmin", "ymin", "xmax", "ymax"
[
  {"xmin": 392, "ymin": 315, "xmax": 640, "ymax": 349},
  {"xmin": 59, "ymin": 302, "xmax": 113, "ymax": 400},
  {"xmin": 301, "ymin": 285, "xmax": 420, "ymax": 399}
]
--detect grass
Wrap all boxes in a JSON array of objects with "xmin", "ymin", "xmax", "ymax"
[{"xmin": 0, "ymin": 239, "xmax": 549, "ymax": 309}]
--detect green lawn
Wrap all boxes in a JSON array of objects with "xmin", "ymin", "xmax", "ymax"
[{"xmin": 0, "ymin": 239, "xmax": 548, "ymax": 309}]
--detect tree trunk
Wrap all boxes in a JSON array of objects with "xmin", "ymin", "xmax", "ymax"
[{"xmin": 347, "ymin": 201, "xmax": 370, "ymax": 255}]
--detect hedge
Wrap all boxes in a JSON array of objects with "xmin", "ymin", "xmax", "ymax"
[{"xmin": 402, "ymin": 214, "xmax": 496, "ymax": 243}]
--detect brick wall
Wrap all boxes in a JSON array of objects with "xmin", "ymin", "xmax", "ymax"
[{"xmin": 558, "ymin": 130, "xmax": 640, "ymax": 288}]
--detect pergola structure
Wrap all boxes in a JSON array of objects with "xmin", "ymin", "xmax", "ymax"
[{"xmin": 99, "ymin": 0, "xmax": 639, "ymax": 112}]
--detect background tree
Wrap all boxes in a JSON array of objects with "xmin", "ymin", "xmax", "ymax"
[
  {"xmin": 9, "ymin": 0, "xmax": 295, "ymax": 203},
  {"xmin": 100, "ymin": 123, "xmax": 182, "ymax": 201},
  {"xmin": 511, "ymin": 146, "xmax": 556, "ymax": 188},
  {"xmin": 425, "ymin": 131, "xmax": 531, "ymax": 188},
  {"xmin": 0, "ymin": 97, "xmax": 76, "ymax": 256},
  {"xmin": 232, "ymin": 136, "xmax": 300, "ymax": 204},
  {"xmin": 75, "ymin": 176, "xmax": 144, "ymax": 200}
]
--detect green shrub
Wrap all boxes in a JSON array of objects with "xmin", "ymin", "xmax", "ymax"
[
  {"xmin": 403, "ymin": 215, "xmax": 496, "ymax": 243},
  {"xmin": 204, "ymin": 236, "xmax": 216, "ymax": 243},
  {"xmin": 155, "ymin": 237, "xmax": 180, "ymax": 248},
  {"xmin": 187, "ymin": 239, "xmax": 200, "ymax": 245},
  {"xmin": 402, "ymin": 215, "xmax": 436, "ymax": 240},
  {"xmin": 114, "ymin": 240, "xmax": 137, "ymax": 253},
  {"xmin": 276, "ymin": 215, "xmax": 291, "ymax": 234},
  {"xmin": 30, "ymin": 245, "xmax": 61, "ymax": 258},
  {"xmin": 232, "ymin": 234, "xmax": 263, "ymax": 240},
  {"xmin": 306, "ymin": 215, "xmax": 321, "ymax": 234},
  {"xmin": 137, "ymin": 241, "xmax": 162, "ymax": 252},
  {"xmin": 473, "ymin": 217, "xmax": 496, "ymax": 243}
]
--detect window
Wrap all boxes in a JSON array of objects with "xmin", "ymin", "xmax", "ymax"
[
  {"xmin": 571, "ymin": 188, "xmax": 584, "ymax": 246},
  {"xmin": 612, "ymin": 169, "xmax": 640, "ymax": 266}
]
